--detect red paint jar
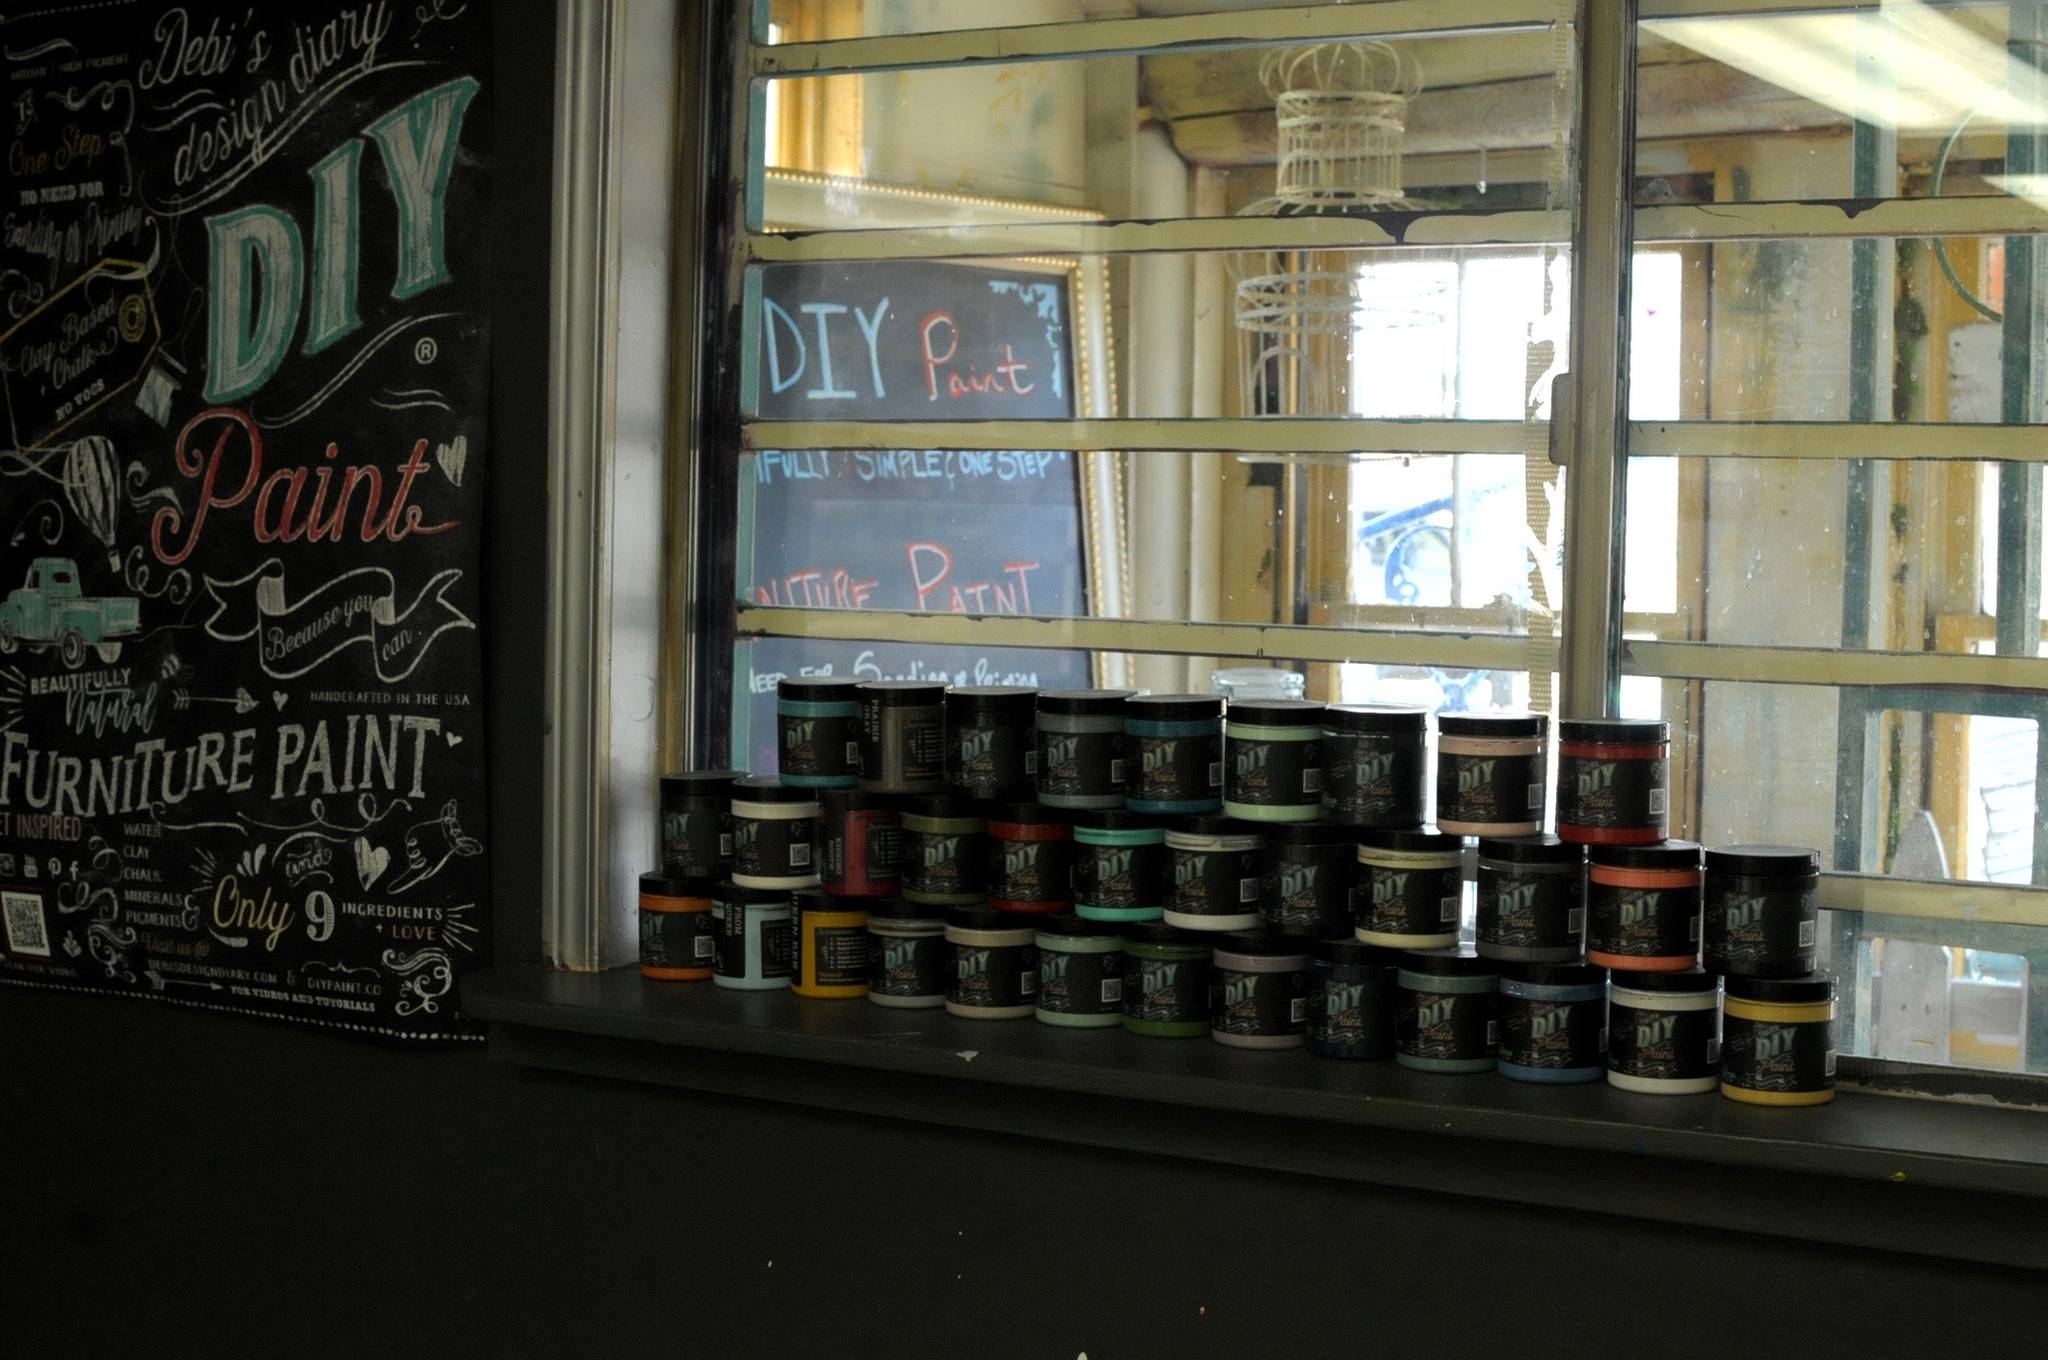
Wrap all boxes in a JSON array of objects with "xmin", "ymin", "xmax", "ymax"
[
  {"xmin": 1556, "ymin": 719, "xmax": 1668, "ymax": 846},
  {"xmin": 1588, "ymin": 840, "xmax": 1702, "ymax": 972},
  {"xmin": 986, "ymin": 803, "xmax": 1073, "ymax": 914},
  {"xmin": 819, "ymin": 788, "xmax": 901, "ymax": 898}
]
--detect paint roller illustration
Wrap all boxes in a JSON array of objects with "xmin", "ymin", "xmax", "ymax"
[{"xmin": 353, "ymin": 800, "xmax": 481, "ymax": 894}]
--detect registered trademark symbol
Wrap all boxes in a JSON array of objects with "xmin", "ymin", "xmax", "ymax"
[{"xmin": 414, "ymin": 336, "xmax": 439, "ymax": 364}]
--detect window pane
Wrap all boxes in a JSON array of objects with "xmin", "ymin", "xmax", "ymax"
[
  {"xmin": 1825, "ymin": 913, "xmax": 2048, "ymax": 1076},
  {"xmin": 766, "ymin": 0, "xmax": 1394, "ymax": 42}
]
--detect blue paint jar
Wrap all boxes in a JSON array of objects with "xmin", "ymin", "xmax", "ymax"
[
  {"xmin": 1497, "ymin": 961, "xmax": 1608, "ymax": 1083},
  {"xmin": 1124, "ymin": 693, "xmax": 1223, "ymax": 814},
  {"xmin": 777, "ymin": 676, "xmax": 860, "ymax": 788}
]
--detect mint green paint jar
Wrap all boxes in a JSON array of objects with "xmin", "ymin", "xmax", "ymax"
[
  {"xmin": 1120, "ymin": 923, "xmax": 1211, "ymax": 1038},
  {"xmin": 1033, "ymin": 915, "xmax": 1125, "ymax": 1028},
  {"xmin": 1223, "ymin": 700, "xmax": 1326, "ymax": 823}
]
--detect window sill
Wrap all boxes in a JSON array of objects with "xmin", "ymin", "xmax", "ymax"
[{"xmin": 464, "ymin": 965, "xmax": 2048, "ymax": 1271}]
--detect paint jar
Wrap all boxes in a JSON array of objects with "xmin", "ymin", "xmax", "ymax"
[
  {"xmin": 899, "ymin": 797, "xmax": 987, "ymax": 906},
  {"xmin": 1033, "ymin": 915, "xmax": 1126, "ymax": 1028},
  {"xmin": 1210, "ymin": 933, "xmax": 1311, "ymax": 1050},
  {"xmin": 1557, "ymin": 718, "xmax": 1668, "ymax": 846},
  {"xmin": 1124, "ymin": 694, "xmax": 1223, "ymax": 814},
  {"xmin": 1071, "ymin": 812, "xmax": 1170, "ymax": 923},
  {"xmin": 1121, "ymin": 923, "xmax": 1213, "ymax": 1038},
  {"xmin": 1307, "ymin": 938, "xmax": 1398, "ymax": 1060},
  {"xmin": 638, "ymin": 873, "xmax": 715, "ymax": 981},
  {"xmin": 790, "ymin": 888, "xmax": 868, "ymax": 998},
  {"xmin": 856, "ymin": 681, "xmax": 946, "ymax": 795},
  {"xmin": 1035, "ymin": 689, "xmax": 1135, "ymax": 809},
  {"xmin": 866, "ymin": 898, "xmax": 948, "ymax": 1009},
  {"xmin": 945, "ymin": 908, "xmax": 1039, "ymax": 1020},
  {"xmin": 1395, "ymin": 949, "xmax": 1499, "ymax": 1073},
  {"xmin": 730, "ymin": 778, "xmax": 821, "ymax": 890},
  {"xmin": 1475, "ymin": 834, "xmax": 1586, "ymax": 964},
  {"xmin": 1704, "ymin": 844, "xmax": 1820, "ymax": 978},
  {"xmin": 777, "ymin": 676, "xmax": 861, "ymax": 788},
  {"xmin": 1353, "ymin": 830, "xmax": 1465, "ymax": 949},
  {"xmin": 818, "ymin": 788, "xmax": 901, "ymax": 899},
  {"xmin": 1435, "ymin": 713, "xmax": 1548, "ymax": 837},
  {"xmin": 1607, "ymin": 970, "xmax": 1721, "ymax": 1095},
  {"xmin": 1497, "ymin": 961, "xmax": 1607, "ymax": 1084},
  {"xmin": 1164, "ymin": 816, "xmax": 1265, "ymax": 932},
  {"xmin": 712, "ymin": 883, "xmax": 793, "ymax": 990},
  {"xmin": 986, "ymin": 803, "xmax": 1073, "ymax": 914},
  {"xmin": 1721, "ymin": 973, "xmax": 1837, "ymax": 1106},
  {"xmin": 657, "ymin": 770, "xmax": 740, "ymax": 881},
  {"xmin": 1320, "ymin": 705, "xmax": 1428, "ymax": 830},
  {"xmin": 945, "ymin": 686, "xmax": 1037, "ymax": 800},
  {"xmin": 1588, "ymin": 840, "xmax": 1702, "ymax": 971},
  {"xmin": 1223, "ymin": 699, "xmax": 1326, "ymax": 823},
  {"xmin": 1257, "ymin": 822, "xmax": 1354, "ymax": 938}
]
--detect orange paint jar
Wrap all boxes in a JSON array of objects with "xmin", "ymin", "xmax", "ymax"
[
  {"xmin": 1587, "ymin": 841, "xmax": 1702, "ymax": 972},
  {"xmin": 639, "ymin": 873, "xmax": 715, "ymax": 980}
]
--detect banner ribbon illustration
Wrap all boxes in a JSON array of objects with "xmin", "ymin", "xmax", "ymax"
[{"xmin": 202, "ymin": 558, "xmax": 474, "ymax": 682}]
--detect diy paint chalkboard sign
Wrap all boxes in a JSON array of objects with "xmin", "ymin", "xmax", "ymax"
[
  {"xmin": 740, "ymin": 256, "xmax": 1096, "ymax": 773},
  {"xmin": 0, "ymin": 1, "xmax": 491, "ymax": 1039}
]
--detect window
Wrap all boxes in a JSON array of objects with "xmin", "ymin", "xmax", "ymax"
[{"xmin": 551, "ymin": 0, "xmax": 2048, "ymax": 1087}]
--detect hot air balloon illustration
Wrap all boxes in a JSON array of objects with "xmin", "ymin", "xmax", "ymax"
[{"xmin": 63, "ymin": 435, "xmax": 122, "ymax": 569}]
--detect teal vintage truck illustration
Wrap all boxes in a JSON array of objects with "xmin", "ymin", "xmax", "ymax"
[{"xmin": 0, "ymin": 557, "xmax": 140, "ymax": 667}]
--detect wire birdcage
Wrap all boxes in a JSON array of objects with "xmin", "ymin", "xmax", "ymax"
[{"xmin": 1264, "ymin": 42, "xmax": 1421, "ymax": 210}]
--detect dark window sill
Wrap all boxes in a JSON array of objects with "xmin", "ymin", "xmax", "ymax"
[{"xmin": 464, "ymin": 965, "xmax": 2048, "ymax": 1271}]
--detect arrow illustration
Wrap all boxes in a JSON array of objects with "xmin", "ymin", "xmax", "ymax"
[{"xmin": 172, "ymin": 687, "xmax": 257, "ymax": 715}]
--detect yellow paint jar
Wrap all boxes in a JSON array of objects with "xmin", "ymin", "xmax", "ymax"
[
  {"xmin": 1721, "ymin": 974, "xmax": 1836, "ymax": 1107},
  {"xmin": 791, "ymin": 888, "xmax": 869, "ymax": 998}
]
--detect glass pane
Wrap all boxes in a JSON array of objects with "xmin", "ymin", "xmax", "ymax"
[
  {"xmin": 767, "ymin": 0, "xmax": 1382, "ymax": 42},
  {"xmin": 1825, "ymin": 912, "xmax": 2048, "ymax": 1076}
]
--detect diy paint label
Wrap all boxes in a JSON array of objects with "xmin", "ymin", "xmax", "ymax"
[
  {"xmin": 1437, "ymin": 753, "xmax": 1544, "ymax": 826},
  {"xmin": 950, "ymin": 722, "xmax": 1034, "ymax": 799},
  {"xmin": 1557, "ymin": 754, "xmax": 1666, "ymax": 830},
  {"xmin": 1224, "ymin": 735, "xmax": 1323, "ymax": 807},
  {"xmin": 869, "ymin": 930, "xmax": 947, "ymax": 999},
  {"xmin": 716, "ymin": 908, "xmax": 792, "ymax": 981},
  {"xmin": 1260, "ymin": 852, "xmax": 1351, "ymax": 937},
  {"xmin": 1358, "ymin": 864, "xmax": 1463, "ymax": 937},
  {"xmin": 662, "ymin": 806, "xmax": 734, "ymax": 880},
  {"xmin": 948, "ymin": 941, "xmax": 1037, "ymax": 1009},
  {"xmin": 1500, "ymin": 995, "xmax": 1604, "ymax": 1070},
  {"xmin": 640, "ymin": 909, "xmax": 715, "ymax": 971},
  {"xmin": 1477, "ymin": 871, "xmax": 1583, "ymax": 952},
  {"xmin": 1170, "ymin": 844, "xmax": 1263, "ymax": 915},
  {"xmin": 1129, "ymin": 731, "xmax": 1222, "ymax": 808},
  {"xmin": 1210, "ymin": 965, "xmax": 1308, "ymax": 1037},
  {"xmin": 1608, "ymin": 1001, "xmax": 1720, "ymax": 1082},
  {"xmin": 1124, "ymin": 955, "xmax": 1209, "ymax": 1024},
  {"xmin": 991, "ymin": 837, "xmax": 1070, "ymax": 905},
  {"xmin": 1036, "ymin": 730, "xmax": 1125, "ymax": 800},
  {"xmin": 1722, "ymin": 1014, "xmax": 1834, "ymax": 1093},
  {"xmin": 901, "ymin": 827, "xmax": 984, "ymax": 898},
  {"xmin": 1074, "ymin": 840, "xmax": 1169, "ymax": 912},
  {"xmin": 804, "ymin": 922, "xmax": 870, "ymax": 989},
  {"xmin": 824, "ymin": 810, "xmax": 902, "ymax": 889},
  {"xmin": 780, "ymin": 711, "xmax": 859, "ymax": 781},
  {"xmin": 733, "ymin": 812, "xmax": 819, "ymax": 881},
  {"xmin": 1321, "ymin": 734, "xmax": 1426, "ymax": 827},
  {"xmin": 1396, "ymin": 988, "xmax": 1496, "ymax": 1062},
  {"xmin": 1705, "ymin": 878, "xmax": 1819, "ymax": 975},
  {"xmin": 1590, "ymin": 881, "xmax": 1699, "ymax": 958},
  {"xmin": 859, "ymin": 704, "xmax": 945, "ymax": 787},
  {"xmin": 1307, "ymin": 975, "xmax": 1391, "ymax": 1059},
  {"xmin": 1037, "ymin": 946, "xmax": 1125, "ymax": 1015}
]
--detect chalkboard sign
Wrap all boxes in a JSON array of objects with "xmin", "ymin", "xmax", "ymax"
[
  {"xmin": 0, "ymin": 1, "xmax": 491, "ymax": 1040},
  {"xmin": 740, "ymin": 260, "xmax": 1093, "ymax": 771}
]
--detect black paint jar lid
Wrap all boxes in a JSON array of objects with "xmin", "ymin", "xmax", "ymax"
[
  {"xmin": 1262, "ymin": 820, "xmax": 1356, "ymax": 847},
  {"xmin": 858, "ymin": 680, "xmax": 946, "ymax": 703},
  {"xmin": 1211, "ymin": 930, "xmax": 1301, "ymax": 958},
  {"xmin": 1076, "ymin": 809, "xmax": 1158, "ymax": 833},
  {"xmin": 1175, "ymin": 814, "xmax": 1266, "ymax": 838},
  {"xmin": 1034, "ymin": 913, "xmax": 1123, "ymax": 940},
  {"xmin": 714, "ymin": 880, "xmax": 791, "ymax": 907},
  {"xmin": 1559, "ymin": 717, "xmax": 1669, "ymax": 744},
  {"xmin": 791, "ymin": 887, "xmax": 834, "ymax": 911},
  {"xmin": 948, "ymin": 907, "xmax": 1034, "ymax": 932},
  {"xmin": 989, "ymin": 801, "xmax": 1071, "ymax": 827},
  {"xmin": 1361, "ymin": 828, "xmax": 1465, "ymax": 854},
  {"xmin": 660, "ymin": 769, "xmax": 743, "ymax": 795},
  {"xmin": 1591, "ymin": 839, "xmax": 1702, "ymax": 870},
  {"xmin": 1399, "ymin": 947, "xmax": 1494, "ymax": 977},
  {"xmin": 1126, "ymin": 693, "xmax": 1223, "ymax": 721},
  {"xmin": 1477, "ymin": 833, "xmax": 1584, "ymax": 865},
  {"xmin": 818, "ymin": 787, "xmax": 899, "ymax": 814},
  {"xmin": 907, "ymin": 794, "xmax": 984, "ymax": 821},
  {"xmin": 640, "ymin": 871, "xmax": 714, "ymax": 898},
  {"xmin": 1121, "ymin": 921, "xmax": 1210, "ymax": 948},
  {"xmin": 1226, "ymin": 699, "xmax": 1326, "ymax": 726},
  {"xmin": 732, "ymin": 776, "xmax": 813, "ymax": 803},
  {"xmin": 1439, "ymin": 712, "xmax": 1548, "ymax": 738},
  {"xmin": 1037, "ymin": 688, "xmax": 1137, "ymax": 715},
  {"xmin": 1504, "ymin": 960, "xmax": 1607, "ymax": 988},
  {"xmin": 1704, "ymin": 844, "xmax": 1821, "ymax": 878},
  {"xmin": 1323, "ymin": 704, "xmax": 1428, "ymax": 734},
  {"xmin": 866, "ymin": 897, "xmax": 945, "ymax": 922},
  {"xmin": 778, "ymin": 676, "xmax": 861, "ymax": 700},
  {"xmin": 1313, "ymin": 937, "xmax": 1397, "ymax": 970},
  {"xmin": 1610, "ymin": 967, "xmax": 1718, "ymax": 994},
  {"xmin": 946, "ymin": 685, "xmax": 1038, "ymax": 717},
  {"xmin": 1726, "ymin": 972, "xmax": 1837, "ymax": 1004}
]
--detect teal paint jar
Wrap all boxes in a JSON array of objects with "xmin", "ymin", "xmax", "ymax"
[
  {"xmin": 777, "ymin": 676, "xmax": 860, "ymax": 788},
  {"xmin": 1395, "ymin": 949, "xmax": 1498, "ymax": 1073},
  {"xmin": 1497, "ymin": 961, "xmax": 1608, "ymax": 1084},
  {"xmin": 1120, "ymin": 923, "xmax": 1211, "ymax": 1038},
  {"xmin": 1072, "ymin": 812, "xmax": 1169, "ymax": 922},
  {"xmin": 1124, "ymin": 694, "xmax": 1223, "ymax": 814},
  {"xmin": 1223, "ymin": 700, "xmax": 1326, "ymax": 823},
  {"xmin": 1034, "ymin": 915, "xmax": 1126, "ymax": 1028}
]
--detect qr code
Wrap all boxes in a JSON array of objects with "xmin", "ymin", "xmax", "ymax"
[{"xmin": 3, "ymin": 889, "xmax": 51, "ymax": 958}]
